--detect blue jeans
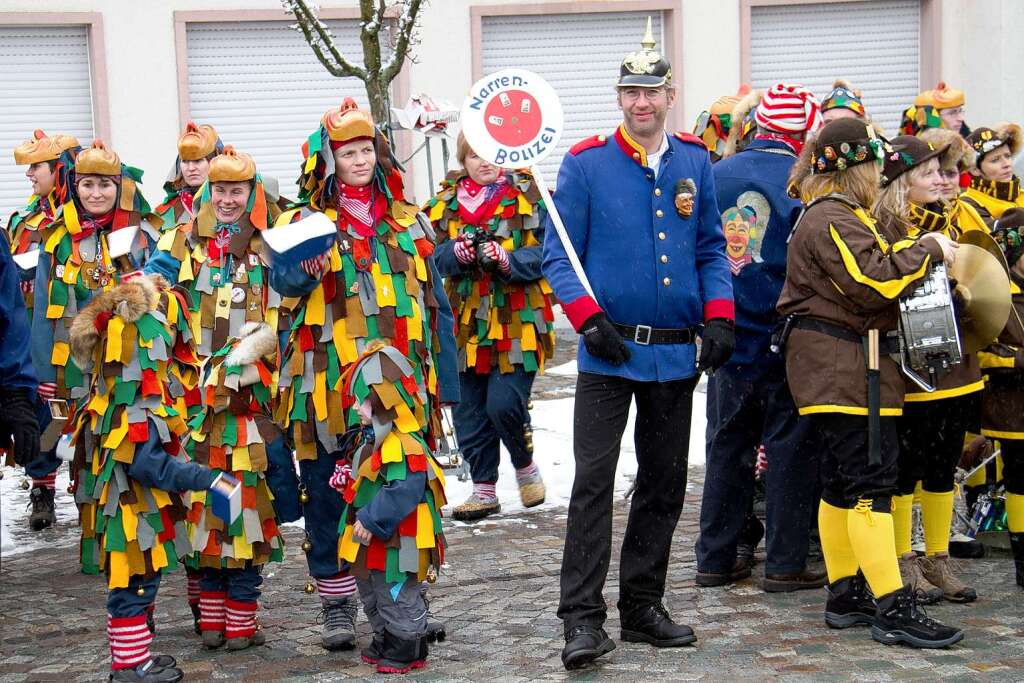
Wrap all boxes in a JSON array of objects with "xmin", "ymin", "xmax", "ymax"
[
  {"xmin": 107, "ymin": 573, "xmax": 162, "ymax": 617},
  {"xmin": 452, "ymin": 367, "xmax": 534, "ymax": 484},
  {"xmin": 25, "ymin": 397, "xmax": 60, "ymax": 479},
  {"xmin": 696, "ymin": 364, "xmax": 818, "ymax": 575},
  {"xmin": 199, "ymin": 564, "xmax": 263, "ymax": 602},
  {"xmin": 299, "ymin": 443, "xmax": 346, "ymax": 579}
]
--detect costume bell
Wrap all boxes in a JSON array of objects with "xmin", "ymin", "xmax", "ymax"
[
  {"xmin": 69, "ymin": 274, "xmax": 219, "ymax": 682},
  {"xmin": 777, "ymin": 117, "xmax": 963, "ymax": 649},
  {"xmin": 184, "ymin": 322, "xmax": 300, "ymax": 651},
  {"xmin": 28, "ymin": 140, "xmax": 159, "ymax": 534},
  {"xmin": 268, "ymin": 98, "xmax": 456, "ymax": 656},
  {"xmin": 154, "ymin": 122, "xmax": 222, "ymax": 228},
  {"xmin": 428, "ymin": 137, "xmax": 555, "ymax": 521}
]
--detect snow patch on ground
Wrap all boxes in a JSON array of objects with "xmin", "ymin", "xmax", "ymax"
[{"xmin": 0, "ymin": 468, "xmax": 77, "ymax": 558}]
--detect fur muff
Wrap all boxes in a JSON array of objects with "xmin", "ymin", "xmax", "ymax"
[
  {"xmin": 225, "ymin": 322, "xmax": 277, "ymax": 368},
  {"xmin": 69, "ymin": 274, "xmax": 167, "ymax": 368}
]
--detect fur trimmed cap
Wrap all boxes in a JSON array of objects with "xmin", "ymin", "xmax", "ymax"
[{"xmin": 917, "ymin": 127, "xmax": 972, "ymax": 171}]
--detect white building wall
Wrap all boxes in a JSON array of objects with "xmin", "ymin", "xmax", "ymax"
[{"xmin": 2, "ymin": 0, "xmax": 1024, "ymax": 205}]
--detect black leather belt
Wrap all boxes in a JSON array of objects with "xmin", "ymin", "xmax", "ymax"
[
  {"xmin": 792, "ymin": 317, "xmax": 900, "ymax": 355},
  {"xmin": 610, "ymin": 322, "xmax": 696, "ymax": 345}
]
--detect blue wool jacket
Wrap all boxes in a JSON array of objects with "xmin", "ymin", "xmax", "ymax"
[
  {"xmin": 0, "ymin": 233, "xmax": 37, "ymax": 390},
  {"xmin": 712, "ymin": 138, "xmax": 802, "ymax": 377},
  {"xmin": 541, "ymin": 126, "xmax": 734, "ymax": 382}
]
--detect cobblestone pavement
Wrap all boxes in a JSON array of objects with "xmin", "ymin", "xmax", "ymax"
[
  {"xmin": 2, "ymin": 465, "xmax": 1023, "ymax": 682},
  {"xmin": 2, "ymin": 331, "xmax": 1023, "ymax": 681}
]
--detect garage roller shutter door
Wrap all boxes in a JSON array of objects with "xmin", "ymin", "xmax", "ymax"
[
  {"xmin": 481, "ymin": 11, "xmax": 664, "ymax": 180},
  {"xmin": 0, "ymin": 25, "xmax": 95, "ymax": 218},
  {"xmin": 750, "ymin": 0, "xmax": 920, "ymax": 132},
  {"xmin": 185, "ymin": 20, "xmax": 392, "ymax": 198}
]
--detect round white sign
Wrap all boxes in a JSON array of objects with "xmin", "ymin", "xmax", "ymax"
[{"xmin": 460, "ymin": 69, "xmax": 564, "ymax": 168}]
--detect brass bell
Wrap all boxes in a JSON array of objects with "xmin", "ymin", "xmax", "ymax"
[
  {"xmin": 527, "ymin": 400, "xmax": 533, "ymax": 411},
  {"xmin": 136, "ymin": 587, "xmax": 146, "ymax": 597},
  {"xmin": 426, "ymin": 566, "xmax": 438, "ymax": 584},
  {"xmin": 299, "ymin": 484, "xmax": 310, "ymax": 504},
  {"xmin": 304, "ymin": 581, "xmax": 316, "ymax": 594},
  {"xmin": 20, "ymin": 479, "xmax": 30, "ymax": 490},
  {"xmin": 302, "ymin": 539, "xmax": 312, "ymax": 553}
]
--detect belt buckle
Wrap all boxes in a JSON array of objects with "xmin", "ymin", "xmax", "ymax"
[{"xmin": 634, "ymin": 324, "xmax": 652, "ymax": 345}]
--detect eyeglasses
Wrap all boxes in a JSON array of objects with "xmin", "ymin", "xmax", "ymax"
[{"xmin": 619, "ymin": 87, "xmax": 668, "ymax": 102}]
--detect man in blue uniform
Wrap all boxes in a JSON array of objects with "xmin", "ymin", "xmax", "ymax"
[
  {"xmin": 694, "ymin": 83, "xmax": 827, "ymax": 593},
  {"xmin": 542, "ymin": 22, "xmax": 734, "ymax": 670}
]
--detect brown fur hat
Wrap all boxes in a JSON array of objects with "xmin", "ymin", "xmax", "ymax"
[
  {"xmin": 917, "ymin": 127, "xmax": 972, "ymax": 171},
  {"xmin": 722, "ymin": 88, "xmax": 762, "ymax": 159},
  {"xmin": 70, "ymin": 274, "xmax": 166, "ymax": 368},
  {"xmin": 965, "ymin": 122, "xmax": 1024, "ymax": 174}
]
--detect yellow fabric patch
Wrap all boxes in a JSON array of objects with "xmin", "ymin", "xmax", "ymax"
[
  {"xmin": 382, "ymin": 432, "xmax": 404, "ymax": 463},
  {"xmin": 415, "ymin": 503, "xmax": 435, "ymax": 548}
]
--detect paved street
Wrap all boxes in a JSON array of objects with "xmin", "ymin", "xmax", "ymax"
[{"xmin": 2, "ymin": 461, "xmax": 1024, "ymax": 682}]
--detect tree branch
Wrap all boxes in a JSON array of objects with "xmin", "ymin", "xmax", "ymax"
[
  {"xmin": 381, "ymin": 0, "xmax": 424, "ymax": 83},
  {"xmin": 283, "ymin": 0, "xmax": 368, "ymax": 81}
]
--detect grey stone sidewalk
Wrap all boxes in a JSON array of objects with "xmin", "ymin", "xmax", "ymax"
[{"xmin": 2, "ymin": 463, "xmax": 1023, "ymax": 682}]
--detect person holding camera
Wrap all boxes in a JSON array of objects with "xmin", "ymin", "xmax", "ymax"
[{"xmin": 429, "ymin": 132, "xmax": 556, "ymax": 521}]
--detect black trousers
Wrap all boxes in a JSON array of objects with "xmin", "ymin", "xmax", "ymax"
[
  {"xmin": 896, "ymin": 393, "xmax": 981, "ymax": 494},
  {"xmin": 816, "ymin": 413, "xmax": 899, "ymax": 510},
  {"xmin": 696, "ymin": 364, "xmax": 818, "ymax": 575},
  {"xmin": 557, "ymin": 371, "xmax": 697, "ymax": 632}
]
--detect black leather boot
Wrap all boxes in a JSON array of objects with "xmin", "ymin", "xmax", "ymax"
[
  {"xmin": 561, "ymin": 625, "xmax": 614, "ymax": 670},
  {"xmin": 1010, "ymin": 532, "xmax": 1024, "ymax": 588},
  {"xmin": 824, "ymin": 572, "xmax": 874, "ymax": 629},
  {"xmin": 376, "ymin": 630, "xmax": 425, "ymax": 674},
  {"xmin": 872, "ymin": 585, "xmax": 964, "ymax": 649},
  {"xmin": 620, "ymin": 603, "xmax": 696, "ymax": 647}
]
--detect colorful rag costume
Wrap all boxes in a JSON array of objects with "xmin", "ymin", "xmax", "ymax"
[
  {"xmin": 154, "ymin": 122, "xmax": 222, "ymax": 229},
  {"xmin": 6, "ymin": 130, "xmax": 81, "ymax": 312},
  {"xmin": 427, "ymin": 169, "xmax": 555, "ymax": 374},
  {"xmin": 336, "ymin": 341, "xmax": 446, "ymax": 581},
  {"xmin": 146, "ymin": 146, "xmax": 289, "ymax": 359},
  {"xmin": 31, "ymin": 140, "xmax": 160, "ymax": 402},
  {"xmin": 69, "ymin": 274, "xmax": 207, "ymax": 587}
]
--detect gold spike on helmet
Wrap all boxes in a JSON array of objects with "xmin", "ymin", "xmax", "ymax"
[
  {"xmin": 177, "ymin": 121, "xmax": 219, "ymax": 161},
  {"xmin": 75, "ymin": 140, "xmax": 122, "ymax": 176},
  {"xmin": 322, "ymin": 98, "xmax": 375, "ymax": 143},
  {"xmin": 617, "ymin": 16, "xmax": 672, "ymax": 88},
  {"xmin": 13, "ymin": 130, "xmax": 64, "ymax": 165},
  {"xmin": 208, "ymin": 145, "xmax": 256, "ymax": 182}
]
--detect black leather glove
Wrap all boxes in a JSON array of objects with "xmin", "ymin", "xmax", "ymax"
[
  {"xmin": 581, "ymin": 313, "xmax": 631, "ymax": 366},
  {"xmin": 697, "ymin": 318, "xmax": 735, "ymax": 374},
  {"xmin": 0, "ymin": 387, "xmax": 40, "ymax": 466}
]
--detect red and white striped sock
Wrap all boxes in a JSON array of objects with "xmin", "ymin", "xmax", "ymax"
[
  {"xmin": 473, "ymin": 482, "xmax": 497, "ymax": 501},
  {"xmin": 199, "ymin": 591, "xmax": 226, "ymax": 633},
  {"xmin": 316, "ymin": 573, "xmax": 356, "ymax": 599},
  {"xmin": 225, "ymin": 599, "xmax": 258, "ymax": 639},
  {"xmin": 107, "ymin": 614, "xmax": 152, "ymax": 671},
  {"xmin": 32, "ymin": 472, "xmax": 57, "ymax": 492},
  {"xmin": 186, "ymin": 573, "xmax": 201, "ymax": 606},
  {"xmin": 515, "ymin": 462, "xmax": 540, "ymax": 483}
]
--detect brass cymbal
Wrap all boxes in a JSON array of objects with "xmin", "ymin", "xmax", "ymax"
[
  {"xmin": 949, "ymin": 243, "xmax": 1012, "ymax": 353},
  {"xmin": 958, "ymin": 229, "xmax": 1010, "ymax": 276}
]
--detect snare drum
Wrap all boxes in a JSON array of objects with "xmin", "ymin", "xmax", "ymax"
[{"xmin": 896, "ymin": 262, "xmax": 962, "ymax": 391}]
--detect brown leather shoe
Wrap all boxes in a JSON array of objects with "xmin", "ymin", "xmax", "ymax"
[
  {"xmin": 696, "ymin": 558, "xmax": 752, "ymax": 587},
  {"xmin": 762, "ymin": 565, "xmax": 829, "ymax": 593}
]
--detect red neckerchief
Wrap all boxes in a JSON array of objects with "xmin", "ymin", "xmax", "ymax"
[
  {"xmin": 754, "ymin": 132, "xmax": 803, "ymax": 155},
  {"xmin": 72, "ymin": 210, "xmax": 115, "ymax": 242},
  {"xmin": 338, "ymin": 183, "xmax": 384, "ymax": 238},
  {"xmin": 180, "ymin": 188, "xmax": 196, "ymax": 216},
  {"xmin": 457, "ymin": 175, "xmax": 509, "ymax": 226}
]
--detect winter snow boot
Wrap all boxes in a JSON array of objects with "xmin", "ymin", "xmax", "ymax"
[
  {"xmin": 376, "ymin": 630, "xmax": 426, "ymax": 674},
  {"xmin": 871, "ymin": 585, "xmax": 964, "ymax": 649},
  {"xmin": 824, "ymin": 572, "xmax": 875, "ymax": 629},
  {"xmin": 28, "ymin": 485, "xmax": 56, "ymax": 530},
  {"xmin": 918, "ymin": 553, "xmax": 977, "ymax": 603},
  {"xmin": 108, "ymin": 659, "xmax": 183, "ymax": 682},
  {"xmin": 319, "ymin": 597, "xmax": 357, "ymax": 650}
]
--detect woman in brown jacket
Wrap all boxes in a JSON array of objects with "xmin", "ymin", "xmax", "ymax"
[
  {"xmin": 874, "ymin": 135, "xmax": 983, "ymax": 605},
  {"xmin": 778, "ymin": 118, "xmax": 963, "ymax": 649}
]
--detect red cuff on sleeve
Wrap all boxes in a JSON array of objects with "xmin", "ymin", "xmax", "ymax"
[
  {"xmin": 561, "ymin": 295, "xmax": 603, "ymax": 332},
  {"xmin": 703, "ymin": 299, "xmax": 735, "ymax": 323}
]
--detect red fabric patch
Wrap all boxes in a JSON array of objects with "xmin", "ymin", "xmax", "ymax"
[
  {"xmin": 510, "ymin": 288, "xmax": 525, "ymax": 311},
  {"xmin": 298, "ymin": 326, "xmax": 314, "ymax": 353},
  {"xmin": 262, "ymin": 517, "xmax": 279, "ymax": 541},
  {"xmin": 157, "ymin": 508, "xmax": 175, "ymax": 542},
  {"xmin": 241, "ymin": 481, "xmax": 256, "ymax": 509},
  {"xmin": 352, "ymin": 237, "xmax": 373, "ymax": 271},
  {"xmin": 128, "ymin": 421, "xmax": 149, "ymax": 443},
  {"xmin": 141, "ymin": 369, "xmax": 162, "ymax": 397},
  {"xmin": 209, "ymin": 445, "xmax": 227, "ymax": 471},
  {"xmin": 497, "ymin": 337, "xmax": 512, "ymax": 352},
  {"xmin": 561, "ymin": 295, "xmax": 603, "ymax": 332},
  {"xmin": 673, "ymin": 131, "xmax": 708, "ymax": 150},
  {"xmin": 322, "ymin": 268, "xmax": 336, "ymax": 302},
  {"xmin": 475, "ymin": 346, "xmax": 492, "ymax": 373},
  {"xmin": 408, "ymin": 454, "xmax": 427, "ymax": 473},
  {"xmin": 399, "ymin": 510, "xmax": 417, "ymax": 537},
  {"xmin": 393, "ymin": 317, "xmax": 408, "ymax": 354},
  {"xmin": 703, "ymin": 299, "xmax": 735, "ymax": 323},
  {"xmin": 366, "ymin": 538, "xmax": 387, "ymax": 570},
  {"xmin": 93, "ymin": 310, "xmax": 112, "ymax": 333},
  {"xmin": 400, "ymin": 373, "xmax": 419, "ymax": 396}
]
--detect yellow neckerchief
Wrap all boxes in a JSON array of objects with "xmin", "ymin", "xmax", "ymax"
[
  {"xmin": 964, "ymin": 175, "xmax": 1024, "ymax": 218},
  {"xmin": 950, "ymin": 196, "xmax": 990, "ymax": 233},
  {"xmin": 905, "ymin": 202, "xmax": 956, "ymax": 239}
]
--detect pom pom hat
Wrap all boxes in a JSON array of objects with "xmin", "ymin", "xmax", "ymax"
[{"xmin": 754, "ymin": 83, "xmax": 823, "ymax": 135}]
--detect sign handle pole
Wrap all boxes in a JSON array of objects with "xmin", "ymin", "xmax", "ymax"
[{"xmin": 531, "ymin": 167, "xmax": 595, "ymax": 300}]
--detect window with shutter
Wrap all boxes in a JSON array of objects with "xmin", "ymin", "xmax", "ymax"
[{"xmin": 0, "ymin": 25, "xmax": 95, "ymax": 218}]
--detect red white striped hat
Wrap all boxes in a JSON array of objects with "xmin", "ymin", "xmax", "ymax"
[{"xmin": 754, "ymin": 83, "xmax": 823, "ymax": 135}]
